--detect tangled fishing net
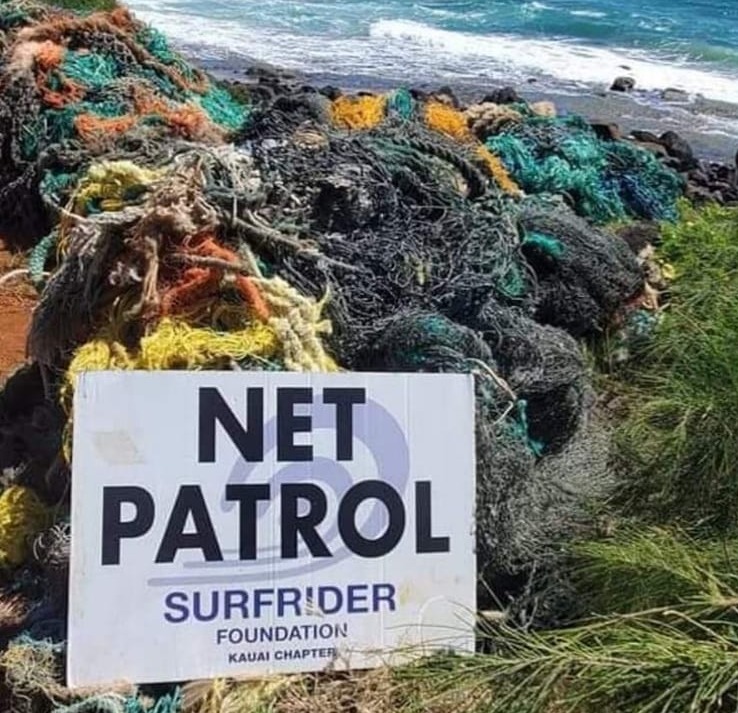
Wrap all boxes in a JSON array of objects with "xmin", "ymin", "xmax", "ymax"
[
  {"xmin": 0, "ymin": 0, "xmax": 683, "ymax": 708},
  {"xmin": 486, "ymin": 113, "xmax": 684, "ymax": 223},
  {"xmin": 0, "ymin": 0, "xmax": 249, "ymax": 246}
]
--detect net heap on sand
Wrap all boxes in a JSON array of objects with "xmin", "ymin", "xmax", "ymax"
[{"xmin": 0, "ymin": 2, "xmax": 683, "ymax": 710}]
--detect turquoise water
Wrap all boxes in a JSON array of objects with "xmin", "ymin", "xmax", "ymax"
[{"xmin": 129, "ymin": 0, "xmax": 738, "ymax": 103}]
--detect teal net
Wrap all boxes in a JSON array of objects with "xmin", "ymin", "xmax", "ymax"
[{"xmin": 487, "ymin": 115, "xmax": 683, "ymax": 223}]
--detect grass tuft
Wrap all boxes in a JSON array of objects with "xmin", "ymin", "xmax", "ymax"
[
  {"xmin": 612, "ymin": 201, "xmax": 738, "ymax": 531},
  {"xmin": 42, "ymin": 0, "xmax": 118, "ymax": 12},
  {"xmin": 396, "ymin": 529, "xmax": 738, "ymax": 713}
]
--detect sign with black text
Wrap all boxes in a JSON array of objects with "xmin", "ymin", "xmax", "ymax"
[{"xmin": 68, "ymin": 371, "xmax": 476, "ymax": 685}]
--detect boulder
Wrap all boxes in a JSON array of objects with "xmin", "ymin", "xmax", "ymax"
[
  {"xmin": 433, "ymin": 85, "xmax": 460, "ymax": 108},
  {"xmin": 610, "ymin": 76, "xmax": 635, "ymax": 92},
  {"xmin": 630, "ymin": 129, "xmax": 660, "ymax": 144},
  {"xmin": 245, "ymin": 62, "xmax": 294, "ymax": 81},
  {"xmin": 616, "ymin": 221, "xmax": 661, "ymax": 254},
  {"xmin": 688, "ymin": 168, "xmax": 709, "ymax": 186},
  {"xmin": 633, "ymin": 140, "xmax": 668, "ymax": 158},
  {"xmin": 319, "ymin": 85, "xmax": 342, "ymax": 101},
  {"xmin": 659, "ymin": 130, "xmax": 697, "ymax": 170},
  {"xmin": 529, "ymin": 100, "xmax": 557, "ymax": 118},
  {"xmin": 590, "ymin": 122, "xmax": 621, "ymax": 141},
  {"xmin": 663, "ymin": 156, "xmax": 686, "ymax": 171},
  {"xmin": 482, "ymin": 86, "xmax": 521, "ymax": 104},
  {"xmin": 685, "ymin": 184, "xmax": 715, "ymax": 202},
  {"xmin": 661, "ymin": 87, "xmax": 689, "ymax": 102}
]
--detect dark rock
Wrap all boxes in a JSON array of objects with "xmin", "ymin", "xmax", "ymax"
[
  {"xmin": 527, "ymin": 77, "xmax": 538, "ymax": 84},
  {"xmin": 610, "ymin": 76, "xmax": 635, "ymax": 92},
  {"xmin": 245, "ymin": 62, "xmax": 292, "ymax": 80},
  {"xmin": 247, "ymin": 84, "xmax": 277, "ymax": 103},
  {"xmin": 434, "ymin": 85, "xmax": 460, "ymax": 108},
  {"xmin": 616, "ymin": 221, "xmax": 661, "ymax": 254},
  {"xmin": 713, "ymin": 164, "xmax": 732, "ymax": 182},
  {"xmin": 686, "ymin": 184, "xmax": 715, "ymax": 202},
  {"xmin": 689, "ymin": 168, "xmax": 709, "ymax": 185},
  {"xmin": 661, "ymin": 87, "xmax": 689, "ymax": 102},
  {"xmin": 663, "ymin": 156, "xmax": 685, "ymax": 171},
  {"xmin": 619, "ymin": 64, "xmax": 632, "ymax": 71},
  {"xmin": 660, "ymin": 130, "xmax": 698, "ymax": 170},
  {"xmin": 482, "ymin": 86, "xmax": 521, "ymax": 104},
  {"xmin": 630, "ymin": 129, "xmax": 660, "ymax": 144},
  {"xmin": 319, "ymin": 85, "xmax": 342, "ymax": 100},
  {"xmin": 712, "ymin": 180, "xmax": 734, "ymax": 193},
  {"xmin": 633, "ymin": 140, "xmax": 668, "ymax": 158},
  {"xmin": 590, "ymin": 122, "xmax": 621, "ymax": 141}
]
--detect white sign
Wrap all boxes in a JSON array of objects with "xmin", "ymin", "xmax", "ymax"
[{"xmin": 68, "ymin": 371, "xmax": 476, "ymax": 686}]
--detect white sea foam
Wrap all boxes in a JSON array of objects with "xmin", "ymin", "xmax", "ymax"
[
  {"xmin": 127, "ymin": 7, "xmax": 738, "ymax": 105},
  {"xmin": 368, "ymin": 19, "xmax": 738, "ymax": 103},
  {"xmin": 570, "ymin": 10, "xmax": 607, "ymax": 18}
]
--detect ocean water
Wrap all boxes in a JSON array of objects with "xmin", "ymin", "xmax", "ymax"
[{"xmin": 128, "ymin": 0, "xmax": 738, "ymax": 104}]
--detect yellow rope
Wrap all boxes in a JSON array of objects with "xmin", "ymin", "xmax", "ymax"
[
  {"xmin": 73, "ymin": 160, "xmax": 165, "ymax": 215},
  {"xmin": 330, "ymin": 94, "xmax": 387, "ymax": 130},
  {"xmin": 475, "ymin": 146, "xmax": 522, "ymax": 197},
  {"xmin": 63, "ymin": 319, "xmax": 279, "ymax": 401},
  {"xmin": 257, "ymin": 277, "xmax": 338, "ymax": 372},
  {"xmin": 60, "ymin": 320, "xmax": 281, "ymax": 462},
  {"xmin": 0, "ymin": 486, "xmax": 50, "ymax": 568},
  {"xmin": 424, "ymin": 100, "xmax": 472, "ymax": 142},
  {"xmin": 423, "ymin": 101, "xmax": 521, "ymax": 197},
  {"xmin": 60, "ymin": 278, "xmax": 339, "ymax": 461}
]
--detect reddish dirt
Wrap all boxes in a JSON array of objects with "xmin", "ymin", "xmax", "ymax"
[{"xmin": 0, "ymin": 239, "xmax": 35, "ymax": 379}]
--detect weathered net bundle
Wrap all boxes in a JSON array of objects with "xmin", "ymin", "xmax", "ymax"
[
  {"xmin": 0, "ymin": 4, "xmax": 667, "ymax": 708},
  {"xmin": 0, "ymin": 0, "xmax": 249, "ymax": 246},
  {"xmin": 487, "ymin": 113, "xmax": 684, "ymax": 224},
  {"xmin": 519, "ymin": 197, "xmax": 645, "ymax": 336}
]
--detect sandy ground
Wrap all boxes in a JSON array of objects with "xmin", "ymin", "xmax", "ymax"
[{"xmin": 0, "ymin": 240, "xmax": 34, "ymax": 378}]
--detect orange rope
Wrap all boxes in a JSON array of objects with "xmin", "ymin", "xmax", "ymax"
[
  {"xmin": 74, "ymin": 114, "xmax": 137, "ymax": 143},
  {"xmin": 160, "ymin": 266, "xmax": 218, "ymax": 316},
  {"xmin": 31, "ymin": 40, "xmax": 85, "ymax": 108},
  {"xmin": 160, "ymin": 235, "xmax": 270, "ymax": 322},
  {"xmin": 40, "ymin": 76, "xmax": 85, "ymax": 108},
  {"xmin": 34, "ymin": 40, "xmax": 63, "ymax": 70},
  {"xmin": 133, "ymin": 89, "xmax": 223, "ymax": 143}
]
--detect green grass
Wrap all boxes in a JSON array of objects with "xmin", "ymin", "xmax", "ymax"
[
  {"xmin": 392, "ymin": 528, "xmax": 738, "ymax": 713},
  {"xmin": 612, "ymin": 201, "xmax": 738, "ymax": 531},
  {"xmin": 42, "ymin": 0, "xmax": 117, "ymax": 12},
  {"xmin": 570, "ymin": 527, "xmax": 738, "ymax": 615}
]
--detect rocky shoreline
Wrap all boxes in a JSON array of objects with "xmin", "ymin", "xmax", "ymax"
[{"xmin": 217, "ymin": 61, "xmax": 738, "ymax": 208}]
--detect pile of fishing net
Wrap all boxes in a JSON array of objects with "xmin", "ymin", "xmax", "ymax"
[
  {"xmin": 0, "ymin": 0, "xmax": 249, "ymax": 247},
  {"xmin": 0, "ymin": 3, "xmax": 675, "ymax": 709}
]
